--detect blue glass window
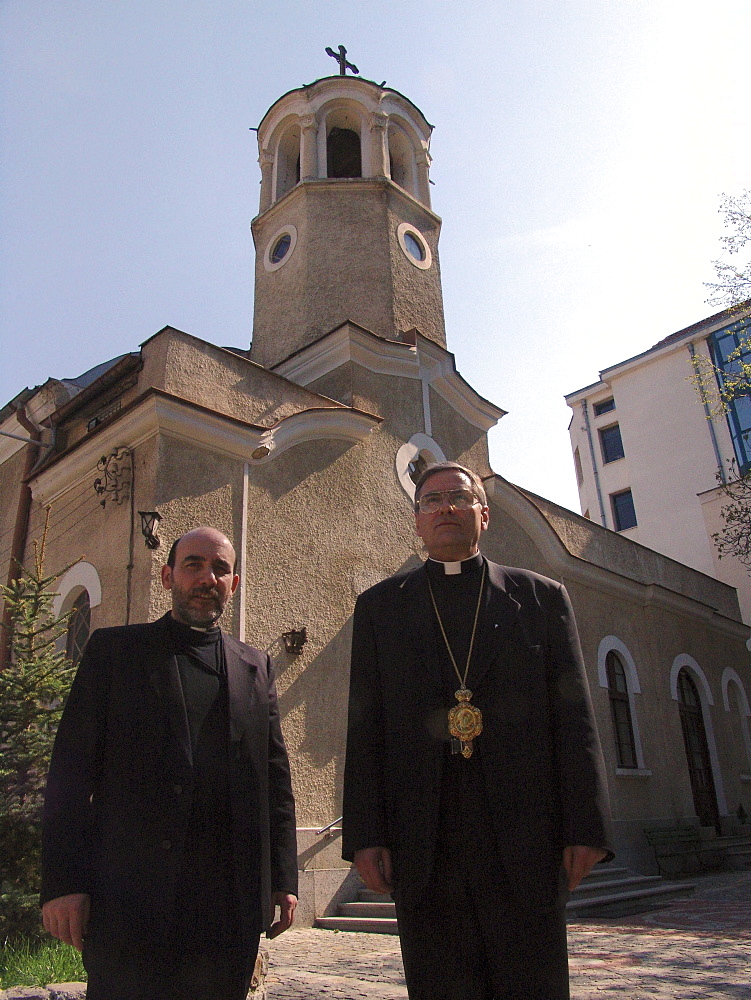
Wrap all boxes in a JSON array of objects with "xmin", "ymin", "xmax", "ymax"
[
  {"xmin": 271, "ymin": 233, "xmax": 292, "ymax": 264},
  {"xmin": 612, "ymin": 489, "xmax": 637, "ymax": 531},
  {"xmin": 599, "ymin": 423, "xmax": 625, "ymax": 463},
  {"xmin": 404, "ymin": 232, "xmax": 425, "ymax": 262},
  {"xmin": 606, "ymin": 651, "xmax": 637, "ymax": 768},
  {"xmin": 708, "ymin": 318, "xmax": 751, "ymax": 473},
  {"xmin": 593, "ymin": 397, "xmax": 615, "ymax": 416}
]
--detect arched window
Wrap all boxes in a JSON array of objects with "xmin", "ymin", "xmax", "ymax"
[
  {"xmin": 678, "ymin": 668, "xmax": 720, "ymax": 831},
  {"xmin": 388, "ymin": 123, "xmax": 416, "ymax": 196},
  {"xmin": 395, "ymin": 435, "xmax": 447, "ymax": 501},
  {"xmin": 606, "ymin": 650, "xmax": 637, "ymax": 768},
  {"xmin": 327, "ymin": 127, "xmax": 361, "ymax": 178},
  {"xmin": 408, "ymin": 453, "xmax": 429, "ymax": 485},
  {"xmin": 275, "ymin": 124, "xmax": 301, "ymax": 201},
  {"xmin": 65, "ymin": 589, "xmax": 91, "ymax": 667}
]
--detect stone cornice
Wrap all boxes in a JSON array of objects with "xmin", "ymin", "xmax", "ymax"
[
  {"xmin": 416, "ymin": 337, "xmax": 507, "ymax": 431},
  {"xmin": 30, "ymin": 389, "xmax": 381, "ymax": 504},
  {"xmin": 252, "ymin": 176, "xmax": 442, "ymax": 230},
  {"xmin": 272, "ymin": 323, "xmax": 506, "ymax": 432}
]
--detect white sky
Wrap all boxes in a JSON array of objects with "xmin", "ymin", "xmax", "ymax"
[{"xmin": 2, "ymin": 0, "xmax": 750, "ymax": 512}]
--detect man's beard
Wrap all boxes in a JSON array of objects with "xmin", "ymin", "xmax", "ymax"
[{"xmin": 171, "ymin": 584, "xmax": 226, "ymax": 628}]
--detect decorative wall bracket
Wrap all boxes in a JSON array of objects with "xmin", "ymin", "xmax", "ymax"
[{"xmin": 93, "ymin": 446, "xmax": 132, "ymax": 508}]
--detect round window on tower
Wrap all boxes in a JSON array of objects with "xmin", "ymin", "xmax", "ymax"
[
  {"xmin": 264, "ymin": 225, "xmax": 298, "ymax": 272},
  {"xmin": 271, "ymin": 233, "xmax": 291, "ymax": 263},
  {"xmin": 397, "ymin": 222, "xmax": 432, "ymax": 270}
]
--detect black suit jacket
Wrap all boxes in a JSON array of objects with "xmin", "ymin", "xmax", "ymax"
[
  {"xmin": 342, "ymin": 560, "xmax": 613, "ymax": 910},
  {"xmin": 41, "ymin": 614, "xmax": 297, "ymax": 939}
]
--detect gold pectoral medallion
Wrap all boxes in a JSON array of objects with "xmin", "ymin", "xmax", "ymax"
[{"xmin": 448, "ymin": 688, "xmax": 483, "ymax": 758}]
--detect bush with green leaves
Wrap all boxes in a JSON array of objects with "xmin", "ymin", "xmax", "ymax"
[{"xmin": 0, "ymin": 515, "xmax": 78, "ymax": 939}]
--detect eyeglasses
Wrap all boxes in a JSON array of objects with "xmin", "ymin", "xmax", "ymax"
[{"xmin": 415, "ymin": 489, "xmax": 480, "ymax": 514}]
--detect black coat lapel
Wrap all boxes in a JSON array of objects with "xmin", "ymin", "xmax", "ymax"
[
  {"xmin": 224, "ymin": 634, "xmax": 259, "ymax": 751},
  {"xmin": 467, "ymin": 562, "xmax": 522, "ymax": 692},
  {"xmin": 146, "ymin": 614, "xmax": 193, "ymax": 767}
]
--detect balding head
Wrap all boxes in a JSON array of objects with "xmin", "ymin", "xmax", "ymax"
[
  {"xmin": 167, "ymin": 527, "xmax": 236, "ymax": 572},
  {"xmin": 161, "ymin": 527, "xmax": 239, "ymax": 628}
]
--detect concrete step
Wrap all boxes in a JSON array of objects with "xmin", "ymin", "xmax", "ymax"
[
  {"xmin": 578, "ymin": 865, "xmax": 631, "ymax": 882},
  {"xmin": 315, "ymin": 915, "xmax": 399, "ymax": 934},
  {"xmin": 571, "ymin": 874, "xmax": 662, "ymax": 899},
  {"xmin": 313, "ymin": 865, "xmax": 695, "ymax": 932},
  {"xmin": 339, "ymin": 901, "xmax": 397, "ymax": 918},
  {"xmin": 567, "ymin": 880, "xmax": 695, "ymax": 918}
]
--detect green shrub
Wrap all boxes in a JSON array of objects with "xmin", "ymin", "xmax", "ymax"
[{"xmin": 0, "ymin": 512, "xmax": 78, "ymax": 940}]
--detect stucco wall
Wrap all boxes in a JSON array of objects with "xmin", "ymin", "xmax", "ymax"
[
  {"xmin": 251, "ymin": 180, "xmax": 445, "ymax": 369},
  {"xmin": 140, "ymin": 328, "xmax": 338, "ymax": 427}
]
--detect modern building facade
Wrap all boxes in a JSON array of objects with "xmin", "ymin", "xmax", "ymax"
[
  {"xmin": 565, "ymin": 307, "xmax": 751, "ymax": 624},
  {"xmin": 3, "ymin": 69, "xmax": 751, "ymax": 922}
]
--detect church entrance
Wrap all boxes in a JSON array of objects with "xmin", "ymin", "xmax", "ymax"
[{"xmin": 677, "ymin": 669, "xmax": 720, "ymax": 832}]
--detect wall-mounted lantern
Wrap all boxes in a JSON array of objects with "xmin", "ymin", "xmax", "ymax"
[{"xmin": 138, "ymin": 511, "xmax": 162, "ymax": 549}]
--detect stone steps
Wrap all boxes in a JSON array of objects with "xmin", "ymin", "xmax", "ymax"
[{"xmin": 314, "ymin": 865, "xmax": 695, "ymax": 933}]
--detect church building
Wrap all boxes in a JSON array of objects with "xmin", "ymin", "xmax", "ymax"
[{"xmin": 2, "ymin": 64, "xmax": 750, "ymax": 924}]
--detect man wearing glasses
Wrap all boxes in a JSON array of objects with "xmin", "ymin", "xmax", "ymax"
[{"xmin": 342, "ymin": 462, "xmax": 612, "ymax": 1000}]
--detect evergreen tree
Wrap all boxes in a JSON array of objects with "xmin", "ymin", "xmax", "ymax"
[{"xmin": 0, "ymin": 510, "xmax": 78, "ymax": 938}]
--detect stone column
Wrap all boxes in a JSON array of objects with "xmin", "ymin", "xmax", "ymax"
[
  {"xmin": 299, "ymin": 114, "xmax": 319, "ymax": 180},
  {"xmin": 369, "ymin": 112, "xmax": 390, "ymax": 178},
  {"xmin": 415, "ymin": 149, "xmax": 431, "ymax": 208},
  {"xmin": 259, "ymin": 149, "xmax": 275, "ymax": 213}
]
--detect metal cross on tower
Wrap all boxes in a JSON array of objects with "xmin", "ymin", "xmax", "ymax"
[{"xmin": 325, "ymin": 45, "xmax": 359, "ymax": 76}]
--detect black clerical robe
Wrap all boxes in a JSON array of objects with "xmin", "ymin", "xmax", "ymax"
[
  {"xmin": 41, "ymin": 613, "xmax": 297, "ymax": 954},
  {"xmin": 342, "ymin": 555, "xmax": 613, "ymax": 910}
]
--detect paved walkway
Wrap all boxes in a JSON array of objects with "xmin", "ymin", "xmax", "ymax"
[{"xmin": 266, "ymin": 870, "xmax": 751, "ymax": 999}]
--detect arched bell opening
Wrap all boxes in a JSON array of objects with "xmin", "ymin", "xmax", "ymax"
[
  {"xmin": 388, "ymin": 123, "xmax": 417, "ymax": 198},
  {"xmin": 275, "ymin": 124, "xmax": 301, "ymax": 201},
  {"xmin": 324, "ymin": 106, "xmax": 363, "ymax": 179},
  {"xmin": 327, "ymin": 127, "xmax": 361, "ymax": 178}
]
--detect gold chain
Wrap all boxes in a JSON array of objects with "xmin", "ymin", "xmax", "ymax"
[{"xmin": 425, "ymin": 561, "xmax": 486, "ymax": 690}]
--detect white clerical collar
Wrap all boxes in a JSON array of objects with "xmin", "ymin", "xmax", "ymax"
[{"xmin": 427, "ymin": 553, "xmax": 482, "ymax": 575}]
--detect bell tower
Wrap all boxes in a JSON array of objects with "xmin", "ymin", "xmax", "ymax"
[{"xmin": 249, "ymin": 69, "xmax": 446, "ymax": 369}]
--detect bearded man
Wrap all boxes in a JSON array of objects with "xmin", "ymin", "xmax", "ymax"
[{"xmin": 41, "ymin": 526, "xmax": 297, "ymax": 1000}]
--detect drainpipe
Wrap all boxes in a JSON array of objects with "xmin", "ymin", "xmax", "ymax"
[
  {"xmin": 0, "ymin": 405, "xmax": 40, "ymax": 670},
  {"xmin": 581, "ymin": 400, "xmax": 607, "ymax": 527},
  {"xmin": 238, "ymin": 462, "xmax": 249, "ymax": 642},
  {"xmin": 687, "ymin": 343, "xmax": 726, "ymax": 483}
]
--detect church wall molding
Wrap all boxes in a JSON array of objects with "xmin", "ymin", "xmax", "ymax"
[
  {"xmin": 487, "ymin": 475, "xmax": 750, "ymax": 640},
  {"xmin": 52, "ymin": 560, "xmax": 102, "ymax": 618},
  {"xmin": 30, "ymin": 390, "xmax": 381, "ymax": 504},
  {"xmin": 395, "ymin": 434, "xmax": 447, "ymax": 501},
  {"xmin": 251, "ymin": 174, "xmax": 442, "ymax": 229},
  {"xmin": 416, "ymin": 337, "xmax": 506, "ymax": 431},
  {"xmin": 273, "ymin": 322, "xmax": 505, "ymax": 433},
  {"xmin": 722, "ymin": 667, "xmax": 751, "ymax": 715}
]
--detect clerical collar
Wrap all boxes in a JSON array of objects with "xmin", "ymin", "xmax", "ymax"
[
  {"xmin": 167, "ymin": 615, "xmax": 221, "ymax": 648},
  {"xmin": 426, "ymin": 552, "xmax": 483, "ymax": 577}
]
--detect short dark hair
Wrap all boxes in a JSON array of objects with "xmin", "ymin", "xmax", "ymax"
[
  {"xmin": 413, "ymin": 462, "xmax": 488, "ymax": 509},
  {"xmin": 166, "ymin": 530, "xmax": 238, "ymax": 572},
  {"xmin": 166, "ymin": 536, "xmax": 181, "ymax": 568}
]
